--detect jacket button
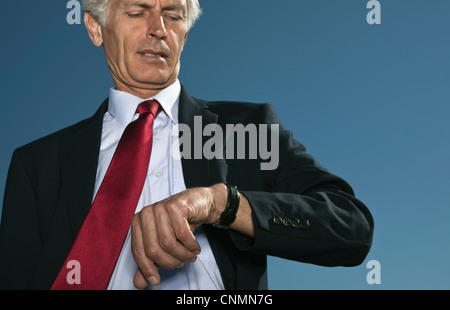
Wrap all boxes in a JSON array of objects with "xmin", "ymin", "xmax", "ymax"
[
  {"xmin": 299, "ymin": 219, "xmax": 310, "ymax": 230},
  {"xmin": 292, "ymin": 219, "xmax": 301, "ymax": 229},
  {"xmin": 272, "ymin": 216, "xmax": 282, "ymax": 225},
  {"xmin": 282, "ymin": 218, "xmax": 291, "ymax": 226}
]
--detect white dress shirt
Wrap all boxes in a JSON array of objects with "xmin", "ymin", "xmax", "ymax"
[{"xmin": 92, "ymin": 80, "xmax": 224, "ymax": 290}]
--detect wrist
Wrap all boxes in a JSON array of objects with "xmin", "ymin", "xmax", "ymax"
[{"xmin": 209, "ymin": 183, "xmax": 228, "ymax": 224}]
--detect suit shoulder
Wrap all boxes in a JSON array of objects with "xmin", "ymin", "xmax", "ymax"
[
  {"xmin": 14, "ymin": 103, "xmax": 106, "ymax": 159},
  {"xmin": 16, "ymin": 119, "xmax": 87, "ymax": 155}
]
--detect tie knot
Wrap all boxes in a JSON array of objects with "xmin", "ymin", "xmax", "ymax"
[{"xmin": 137, "ymin": 99, "xmax": 160, "ymax": 117}]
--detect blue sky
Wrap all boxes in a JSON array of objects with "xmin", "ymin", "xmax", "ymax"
[{"xmin": 1, "ymin": 1, "xmax": 449, "ymax": 289}]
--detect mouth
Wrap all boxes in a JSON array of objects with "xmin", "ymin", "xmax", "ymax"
[{"xmin": 138, "ymin": 49, "xmax": 167, "ymax": 60}]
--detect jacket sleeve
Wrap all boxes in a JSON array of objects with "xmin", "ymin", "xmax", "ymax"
[
  {"xmin": 0, "ymin": 148, "xmax": 41, "ymax": 289},
  {"xmin": 228, "ymin": 104, "xmax": 374, "ymax": 267}
]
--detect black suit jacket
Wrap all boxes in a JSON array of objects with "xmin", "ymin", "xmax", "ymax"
[{"xmin": 0, "ymin": 87, "xmax": 374, "ymax": 290}]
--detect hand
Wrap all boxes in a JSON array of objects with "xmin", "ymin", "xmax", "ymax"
[{"xmin": 130, "ymin": 184, "xmax": 228, "ymax": 289}]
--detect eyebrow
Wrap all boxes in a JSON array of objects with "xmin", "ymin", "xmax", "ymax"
[
  {"xmin": 124, "ymin": 1, "xmax": 150, "ymax": 9},
  {"xmin": 124, "ymin": 1, "xmax": 186, "ymax": 14}
]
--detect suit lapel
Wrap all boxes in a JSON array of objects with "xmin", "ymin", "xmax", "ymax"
[
  {"xmin": 178, "ymin": 86, "xmax": 228, "ymax": 187},
  {"xmin": 58, "ymin": 100, "xmax": 108, "ymax": 237}
]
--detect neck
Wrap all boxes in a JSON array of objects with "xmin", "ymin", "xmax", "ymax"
[{"xmin": 111, "ymin": 74, "xmax": 180, "ymax": 99}]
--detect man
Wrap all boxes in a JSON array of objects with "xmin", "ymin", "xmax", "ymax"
[{"xmin": 0, "ymin": 0, "xmax": 374, "ymax": 290}]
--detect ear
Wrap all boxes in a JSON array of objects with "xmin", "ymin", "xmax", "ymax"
[{"xmin": 84, "ymin": 12, "xmax": 103, "ymax": 47}]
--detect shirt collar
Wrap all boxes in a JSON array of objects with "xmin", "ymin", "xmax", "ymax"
[{"xmin": 108, "ymin": 79, "xmax": 181, "ymax": 127}]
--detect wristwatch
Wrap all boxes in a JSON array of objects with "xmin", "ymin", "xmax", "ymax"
[{"xmin": 213, "ymin": 184, "xmax": 240, "ymax": 229}]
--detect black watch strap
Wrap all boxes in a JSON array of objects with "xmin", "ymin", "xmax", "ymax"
[{"xmin": 213, "ymin": 184, "xmax": 240, "ymax": 229}]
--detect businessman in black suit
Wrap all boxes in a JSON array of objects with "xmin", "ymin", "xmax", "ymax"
[{"xmin": 0, "ymin": 0, "xmax": 374, "ymax": 290}]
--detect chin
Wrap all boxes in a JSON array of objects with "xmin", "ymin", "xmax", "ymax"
[{"xmin": 134, "ymin": 73, "xmax": 176, "ymax": 86}]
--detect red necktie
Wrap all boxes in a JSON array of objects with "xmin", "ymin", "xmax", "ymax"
[{"xmin": 51, "ymin": 100, "xmax": 161, "ymax": 290}]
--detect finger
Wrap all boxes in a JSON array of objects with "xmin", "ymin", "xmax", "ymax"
[
  {"xmin": 171, "ymin": 213, "xmax": 202, "ymax": 255},
  {"xmin": 165, "ymin": 199, "xmax": 201, "ymax": 255},
  {"xmin": 154, "ymin": 205, "xmax": 199, "ymax": 262},
  {"xmin": 130, "ymin": 214, "xmax": 161, "ymax": 286},
  {"xmin": 134, "ymin": 265, "xmax": 160, "ymax": 289},
  {"xmin": 139, "ymin": 205, "xmax": 185, "ymax": 269},
  {"xmin": 189, "ymin": 222, "xmax": 200, "ymax": 235}
]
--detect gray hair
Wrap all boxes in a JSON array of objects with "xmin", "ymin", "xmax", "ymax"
[{"xmin": 82, "ymin": 0, "xmax": 202, "ymax": 29}]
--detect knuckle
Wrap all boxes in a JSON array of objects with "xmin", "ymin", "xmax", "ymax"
[
  {"xmin": 175, "ymin": 228, "xmax": 188, "ymax": 242},
  {"xmin": 154, "ymin": 201, "xmax": 165, "ymax": 212},
  {"xmin": 140, "ymin": 205, "xmax": 152, "ymax": 217},
  {"xmin": 166, "ymin": 201, "xmax": 179, "ymax": 213},
  {"xmin": 131, "ymin": 244, "xmax": 145, "ymax": 258},
  {"xmin": 144, "ymin": 245, "xmax": 159, "ymax": 259},
  {"xmin": 160, "ymin": 236, "xmax": 174, "ymax": 251}
]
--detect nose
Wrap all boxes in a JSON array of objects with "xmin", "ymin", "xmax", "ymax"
[{"xmin": 147, "ymin": 14, "xmax": 167, "ymax": 39}]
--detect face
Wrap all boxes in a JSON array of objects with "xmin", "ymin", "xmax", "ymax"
[{"xmin": 85, "ymin": 0, "xmax": 189, "ymax": 98}]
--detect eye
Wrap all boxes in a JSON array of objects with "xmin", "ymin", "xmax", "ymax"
[
  {"xmin": 127, "ymin": 12, "xmax": 144, "ymax": 18},
  {"xmin": 165, "ymin": 14, "xmax": 182, "ymax": 21}
]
